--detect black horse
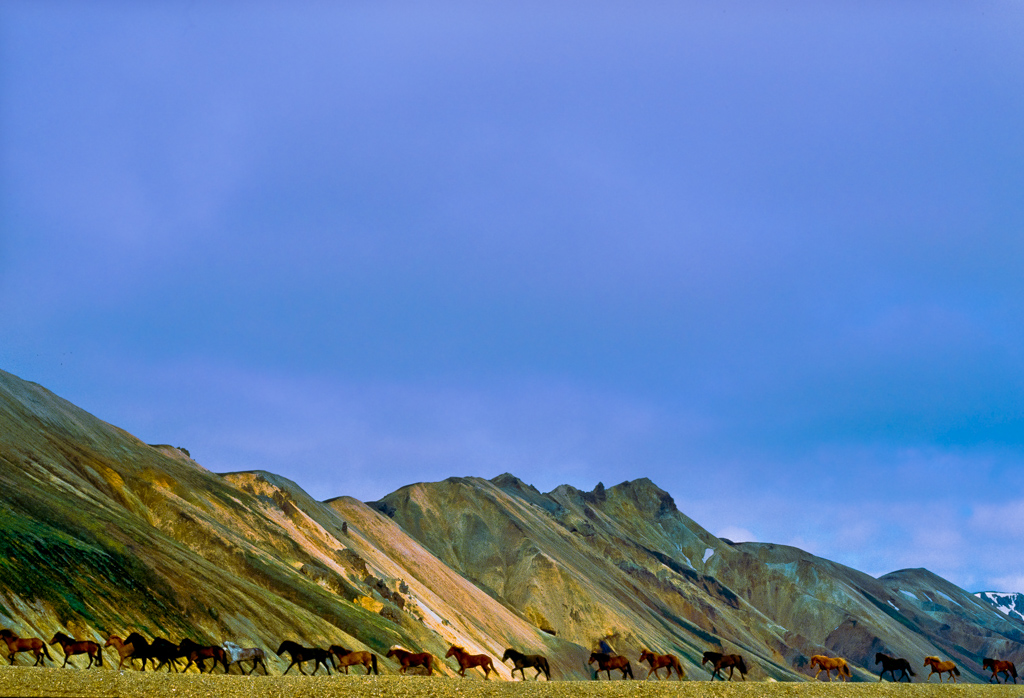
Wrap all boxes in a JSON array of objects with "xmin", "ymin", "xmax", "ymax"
[
  {"xmin": 702, "ymin": 651, "xmax": 748, "ymax": 681},
  {"xmin": 502, "ymin": 648, "xmax": 551, "ymax": 680},
  {"xmin": 124, "ymin": 633, "xmax": 183, "ymax": 672},
  {"xmin": 875, "ymin": 652, "xmax": 915, "ymax": 682},
  {"xmin": 276, "ymin": 640, "xmax": 333, "ymax": 675}
]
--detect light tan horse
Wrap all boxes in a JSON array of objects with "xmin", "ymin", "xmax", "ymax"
[
  {"xmin": 104, "ymin": 635, "xmax": 138, "ymax": 669},
  {"xmin": 811, "ymin": 654, "xmax": 851, "ymax": 682},
  {"xmin": 639, "ymin": 649, "xmax": 685, "ymax": 680},
  {"xmin": 924, "ymin": 656, "xmax": 960, "ymax": 683}
]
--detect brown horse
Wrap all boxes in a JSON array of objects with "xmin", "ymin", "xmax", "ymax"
[
  {"xmin": 446, "ymin": 644, "xmax": 495, "ymax": 679},
  {"xmin": 810, "ymin": 655, "xmax": 851, "ymax": 682},
  {"xmin": 178, "ymin": 638, "xmax": 227, "ymax": 673},
  {"xmin": 104, "ymin": 636, "xmax": 139, "ymax": 670},
  {"xmin": 924, "ymin": 656, "xmax": 960, "ymax": 683},
  {"xmin": 589, "ymin": 652, "xmax": 634, "ymax": 680},
  {"xmin": 329, "ymin": 645, "xmax": 379, "ymax": 674},
  {"xmin": 984, "ymin": 657, "xmax": 1018, "ymax": 684},
  {"xmin": 386, "ymin": 646, "xmax": 433, "ymax": 675},
  {"xmin": 702, "ymin": 651, "xmax": 748, "ymax": 681},
  {"xmin": 0, "ymin": 629, "xmax": 52, "ymax": 666},
  {"xmin": 639, "ymin": 649, "xmax": 685, "ymax": 680},
  {"xmin": 502, "ymin": 648, "xmax": 551, "ymax": 681},
  {"xmin": 50, "ymin": 632, "xmax": 103, "ymax": 668}
]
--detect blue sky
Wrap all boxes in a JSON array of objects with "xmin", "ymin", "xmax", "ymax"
[{"xmin": 3, "ymin": 1, "xmax": 1024, "ymax": 592}]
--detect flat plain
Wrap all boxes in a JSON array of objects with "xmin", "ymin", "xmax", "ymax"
[{"xmin": 1, "ymin": 668, "xmax": 1023, "ymax": 698}]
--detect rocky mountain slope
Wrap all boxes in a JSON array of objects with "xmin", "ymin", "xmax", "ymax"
[{"xmin": 1, "ymin": 367, "xmax": 1021, "ymax": 681}]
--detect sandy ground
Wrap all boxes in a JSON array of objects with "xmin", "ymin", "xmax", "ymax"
[{"xmin": 1, "ymin": 668, "xmax": 1023, "ymax": 698}]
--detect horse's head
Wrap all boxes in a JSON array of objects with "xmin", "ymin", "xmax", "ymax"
[
  {"xmin": 49, "ymin": 632, "xmax": 69, "ymax": 646},
  {"xmin": 104, "ymin": 636, "xmax": 121, "ymax": 647},
  {"xmin": 588, "ymin": 652, "xmax": 601, "ymax": 664},
  {"xmin": 445, "ymin": 645, "xmax": 461, "ymax": 658},
  {"xmin": 501, "ymin": 648, "xmax": 513, "ymax": 662},
  {"xmin": 639, "ymin": 649, "xmax": 652, "ymax": 661},
  {"xmin": 924, "ymin": 656, "xmax": 938, "ymax": 667},
  {"xmin": 385, "ymin": 648, "xmax": 396, "ymax": 658},
  {"xmin": 983, "ymin": 658, "xmax": 994, "ymax": 669},
  {"xmin": 275, "ymin": 641, "xmax": 291, "ymax": 656}
]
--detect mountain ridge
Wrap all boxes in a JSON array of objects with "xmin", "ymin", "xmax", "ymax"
[{"xmin": 1, "ymin": 367, "xmax": 1021, "ymax": 681}]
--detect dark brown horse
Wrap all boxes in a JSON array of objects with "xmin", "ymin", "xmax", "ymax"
[
  {"xmin": 124, "ymin": 633, "xmax": 183, "ymax": 672},
  {"xmin": 446, "ymin": 644, "xmax": 495, "ymax": 679},
  {"xmin": 49, "ymin": 632, "xmax": 103, "ymax": 668},
  {"xmin": 328, "ymin": 645, "xmax": 379, "ymax": 674},
  {"xmin": 875, "ymin": 652, "xmax": 914, "ymax": 682},
  {"xmin": 178, "ymin": 638, "xmax": 228, "ymax": 673},
  {"xmin": 639, "ymin": 649, "xmax": 685, "ymax": 680},
  {"xmin": 924, "ymin": 656, "xmax": 960, "ymax": 683},
  {"xmin": 276, "ymin": 640, "xmax": 332, "ymax": 675},
  {"xmin": 702, "ymin": 651, "xmax": 748, "ymax": 681},
  {"xmin": 502, "ymin": 648, "xmax": 551, "ymax": 681},
  {"xmin": 983, "ymin": 658, "xmax": 1018, "ymax": 684},
  {"xmin": 386, "ymin": 646, "xmax": 433, "ymax": 675},
  {"xmin": 589, "ymin": 652, "xmax": 633, "ymax": 680},
  {"xmin": 0, "ymin": 629, "xmax": 52, "ymax": 666}
]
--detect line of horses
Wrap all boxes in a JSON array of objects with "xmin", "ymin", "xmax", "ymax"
[
  {"xmin": 2, "ymin": 626, "xmax": 1019, "ymax": 683},
  {"xmin": 808, "ymin": 652, "xmax": 1017, "ymax": 684}
]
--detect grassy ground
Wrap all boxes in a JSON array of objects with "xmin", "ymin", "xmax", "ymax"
[{"xmin": 0, "ymin": 667, "xmax": 1022, "ymax": 698}]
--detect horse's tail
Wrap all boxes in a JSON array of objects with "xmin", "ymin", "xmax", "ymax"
[
  {"xmin": 42, "ymin": 644, "xmax": 53, "ymax": 662},
  {"xmin": 626, "ymin": 661, "xmax": 634, "ymax": 679},
  {"xmin": 96, "ymin": 645, "xmax": 103, "ymax": 667},
  {"xmin": 371, "ymin": 653, "xmax": 378, "ymax": 675},
  {"xmin": 953, "ymin": 666, "xmax": 961, "ymax": 676},
  {"xmin": 541, "ymin": 657, "xmax": 551, "ymax": 680}
]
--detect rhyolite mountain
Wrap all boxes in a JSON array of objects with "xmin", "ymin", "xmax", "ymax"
[{"xmin": 1, "ymin": 368, "xmax": 1021, "ymax": 681}]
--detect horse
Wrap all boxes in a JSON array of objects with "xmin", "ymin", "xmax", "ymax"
[
  {"xmin": 446, "ymin": 644, "xmax": 495, "ymax": 679},
  {"xmin": 328, "ymin": 645, "xmax": 379, "ymax": 675},
  {"xmin": 0, "ymin": 629, "xmax": 52, "ymax": 666},
  {"xmin": 222, "ymin": 642, "xmax": 269, "ymax": 675},
  {"xmin": 875, "ymin": 652, "xmax": 914, "ymax": 682},
  {"xmin": 810, "ymin": 655, "xmax": 851, "ymax": 682},
  {"xmin": 49, "ymin": 632, "xmax": 103, "ymax": 669},
  {"xmin": 386, "ymin": 646, "xmax": 433, "ymax": 675},
  {"xmin": 124, "ymin": 633, "xmax": 182, "ymax": 672},
  {"xmin": 702, "ymin": 651, "xmax": 748, "ymax": 681},
  {"xmin": 502, "ymin": 648, "xmax": 551, "ymax": 681},
  {"xmin": 983, "ymin": 658, "xmax": 1017, "ymax": 684},
  {"xmin": 104, "ymin": 636, "xmax": 140, "ymax": 670},
  {"xmin": 589, "ymin": 652, "xmax": 633, "ymax": 680},
  {"xmin": 639, "ymin": 649, "xmax": 685, "ymax": 680},
  {"xmin": 275, "ymin": 640, "xmax": 333, "ymax": 675},
  {"xmin": 924, "ymin": 656, "xmax": 960, "ymax": 683},
  {"xmin": 178, "ymin": 638, "xmax": 228, "ymax": 673}
]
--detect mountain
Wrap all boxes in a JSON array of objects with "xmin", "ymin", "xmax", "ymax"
[
  {"xmin": 976, "ymin": 592, "xmax": 1024, "ymax": 624},
  {"xmin": 371, "ymin": 475, "xmax": 1024, "ymax": 681},
  {"xmin": 1, "ymin": 367, "xmax": 1021, "ymax": 681}
]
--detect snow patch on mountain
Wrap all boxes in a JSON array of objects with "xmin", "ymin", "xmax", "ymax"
[{"xmin": 975, "ymin": 591, "xmax": 1024, "ymax": 622}]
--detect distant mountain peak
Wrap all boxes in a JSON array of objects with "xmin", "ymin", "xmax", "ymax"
[{"xmin": 976, "ymin": 591, "xmax": 1024, "ymax": 623}]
